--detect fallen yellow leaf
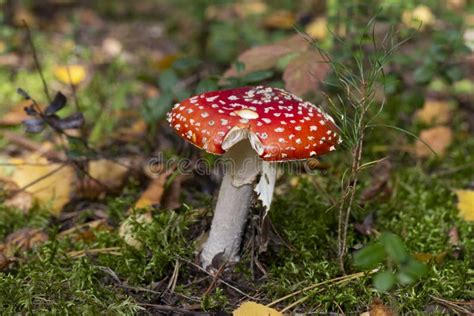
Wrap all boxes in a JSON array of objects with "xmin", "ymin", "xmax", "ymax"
[
  {"xmin": 88, "ymin": 159, "xmax": 130, "ymax": 192},
  {"xmin": 305, "ymin": 17, "xmax": 328, "ymax": 41},
  {"xmin": 455, "ymin": 190, "xmax": 474, "ymax": 221},
  {"xmin": 415, "ymin": 99, "xmax": 454, "ymax": 125},
  {"xmin": 402, "ymin": 5, "xmax": 435, "ymax": 30},
  {"xmin": 54, "ymin": 64, "xmax": 87, "ymax": 85},
  {"xmin": 264, "ymin": 10, "xmax": 295, "ymax": 29},
  {"xmin": 10, "ymin": 155, "xmax": 75, "ymax": 215},
  {"xmin": 415, "ymin": 126, "xmax": 453, "ymax": 158},
  {"xmin": 233, "ymin": 302, "xmax": 282, "ymax": 316},
  {"xmin": 235, "ymin": 1, "xmax": 267, "ymax": 17}
]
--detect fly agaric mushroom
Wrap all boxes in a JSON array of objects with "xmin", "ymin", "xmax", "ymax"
[{"xmin": 167, "ymin": 86, "xmax": 340, "ymax": 269}]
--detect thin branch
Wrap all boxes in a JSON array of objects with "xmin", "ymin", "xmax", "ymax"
[{"xmin": 22, "ymin": 20, "xmax": 51, "ymax": 103}]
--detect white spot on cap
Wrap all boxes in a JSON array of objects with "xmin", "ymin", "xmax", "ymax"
[
  {"xmin": 295, "ymin": 126, "xmax": 302, "ymax": 131},
  {"xmin": 221, "ymin": 119, "xmax": 228, "ymax": 125},
  {"xmin": 310, "ymin": 151, "xmax": 316, "ymax": 156},
  {"xmin": 296, "ymin": 138, "xmax": 302, "ymax": 144},
  {"xmin": 262, "ymin": 118, "xmax": 271, "ymax": 124},
  {"xmin": 234, "ymin": 109, "xmax": 259, "ymax": 120},
  {"xmin": 201, "ymin": 112, "xmax": 209, "ymax": 118},
  {"xmin": 228, "ymin": 95, "xmax": 238, "ymax": 100},
  {"xmin": 310, "ymin": 126, "xmax": 317, "ymax": 131},
  {"xmin": 275, "ymin": 127, "xmax": 284, "ymax": 132},
  {"xmin": 206, "ymin": 96, "xmax": 218, "ymax": 102}
]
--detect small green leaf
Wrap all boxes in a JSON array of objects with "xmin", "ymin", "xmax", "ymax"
[
  {"xmin": 158, "ymin": 69, "xmax": 179, "ymax": 92},
  {"xmin": 380, "ymin": 232, "xmax": 408, "ymax": 264},
  {"xmin": 172, "ymin": 57, "xmax": 201, "ymax": 71},
  {"xmin": 397, "ymin": 258, "xmax": 428, "ymax": 285},
  {"xmin": 373, "ymin": 270, "xmax": 396, "ymax": 292},
  {"xmin": 241, "ymin": 70, "xmax": 274, "ymax": 83},
  {"xmin": 353, "ymin": 243, "xmax": 386, "ymax": 269},
  {"xmin": 195, "ymin": 78, "xmax": 219, "ymax": 94},
  {"xmin": 143, "ymin": 93, "xmax": 174, "ymax": 124},
  {"xmin": 234, "ymin": 61, "xmax": 245, "ymax": 74},
  {"xmin": 414, "ymin": 65, "xmax": 435, "ymax": 84}
]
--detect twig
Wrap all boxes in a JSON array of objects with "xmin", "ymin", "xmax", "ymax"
[
  {"xmin": 137, "ymin": 303, "xmax": 191, "ymax": 314},
  {"xmin": 167, "ymin": 259, "xmax": 180, "ymax": 293},
  {"xmin": 267, "ymin": 269, "xmax": 377, "ymax": 308},
  {"xmin": 22, "ymin": 20, "xmax": 51, "ymax": 103},
  {"xmin": 177, "ymin": 256, "xmax": 259, "ymax": 301},
  {"xmin": 429, "ymin": 295, "xmax": 473, "ymax": 315},
  {"xmin": 203, "ymin": 260, "xmax": 227, "ymax": 297},
  {"xmin": 67, "ymin": 247, "xmax": 121, "ymax": 258},
  {"xmin": 3, "ymin": 131, "xmax": 62, "ymax": 160}
]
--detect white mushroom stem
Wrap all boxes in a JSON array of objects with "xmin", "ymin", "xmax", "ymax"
[{"xmin": 200, "ymin": 136, "xmax": 277, "ymax": 269}]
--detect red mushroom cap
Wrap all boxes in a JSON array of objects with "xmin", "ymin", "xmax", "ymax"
[{"xmin": 167, "ymin": 86, "xmax": 341, "ymax": 162}]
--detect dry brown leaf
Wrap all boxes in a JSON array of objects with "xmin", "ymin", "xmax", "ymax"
[
  {"xmin": 233, "ymin": 301, "xmax": 282, "ymax": 316},
  {"xmin": 455, "ymin": 190, "xmax": 474, "ymax": 221},
  {"xmin": 263, "ymin": 10, "xmax": 296, "ymax": 29},
  {"xmin": 0, "ymin": 100, "xmax": 39, "ymax": 126},
  {"xmin": 446, "ymin": 0, "xmax": 466, "ymax": 11},
  {"xmin": 448, "ymin": 226, "xmax": 460, "ymax": 246},
  {"xmin": 4, "ymin": 191, "xmax": 34, "ymax": 213},
  {"xmin": 4, "ymin": 228, "xmax": 48, "ymax": 257},
  {"xmin": 59, "ymin": 219, "xmax": 112, "ymax": 242},
  {"xmin": 415, "ymin": 99, "xmax": 454, "ymax": 125},
  {"xmin": 283, "ymin": 50, "xmax": 330, "ymax": 96},
  {"xmin": 0, "ymin": 252, "xmax": 11, "ymax": 271},
  {"xmin": 222, "ymin": 34, "xmax": 309, "ymax": 79},
  {"xmin": 415, "ymin": 126, "xmax": 453, "ymax": 158},
  {"xmin": 115, "ymin": 120, "xmax": 147, "ymax": 141},
  {"xmin": 360, "ymin": 159, "xmax": 392, "ymax": 203},
  {"xmin": 0, "ymin": 177, "xmax": 33, "ymax": 213},
  {"xmin": 369, "ymin": 298, "xmax": 395, "ymax": 316},
  {"xmin": 134, "ymin": 171, "xmax": 170, "ymax": 209}
]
